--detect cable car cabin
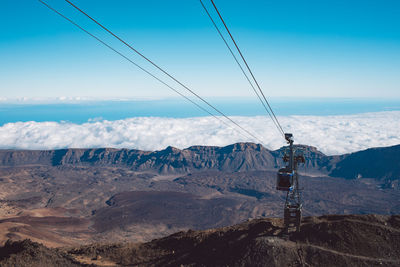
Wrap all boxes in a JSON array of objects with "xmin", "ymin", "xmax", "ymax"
[{"xmin": 276, "ymin": 168, "xmax": 293, "ymax": 191}]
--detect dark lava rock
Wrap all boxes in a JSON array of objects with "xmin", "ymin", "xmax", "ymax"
[
  {"xmin": 0, "ymin": 239, "xmax": 84, "ymax": 267},
  {"xmin": 1, "ymin": 215, "xmax": 399, "ymax": 266},
  {"xmin": 71, "ymin": 214, "xmax": 400, "ymax": 267}
]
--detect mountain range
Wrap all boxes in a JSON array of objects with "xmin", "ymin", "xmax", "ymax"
[{"xmin": 1, "ymin": 142, "xmax": 399, "ymax": 182}]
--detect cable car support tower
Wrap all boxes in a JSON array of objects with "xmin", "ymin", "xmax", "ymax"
[{"xmin": 277, "ymin": 133, "xmax": 305, "ymax": 233}]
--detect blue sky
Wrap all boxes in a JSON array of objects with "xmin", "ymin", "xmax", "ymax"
[{"xmin": 1, "ymin": 0, "xmax": 399, "ymax": 100}]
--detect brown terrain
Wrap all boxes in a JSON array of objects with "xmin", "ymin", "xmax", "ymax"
[
  {"xmin": 0, "ymin": 214, "xmax": 399, "ymax": 266},
  {"xmin": 0, "ymin": 143, "xmax": 399, "ymax": 265}
]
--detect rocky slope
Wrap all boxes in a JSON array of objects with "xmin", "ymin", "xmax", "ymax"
[
  {"xmin": 1, "ymin": 214, "xmax": 399, "ymax": 267},
  {"xmin": 0, "ymin": 239, "xmax": 81, "ymax": 267}
]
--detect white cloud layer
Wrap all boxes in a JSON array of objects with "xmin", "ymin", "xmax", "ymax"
[{"xmin": 0, "ymin": 112, "xmax": 399, "ymax": 155}]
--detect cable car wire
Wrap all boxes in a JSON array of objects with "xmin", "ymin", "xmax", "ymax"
[
  {"xmin": 63, "ymin": 0, "xmax": 266, "ymax": 144},
  {"xmin": 199, "ymin": 0, "xmax": 283, "ymax": 137},
  {"xmin": 38, "ymin": 0, "xmax": 265, "ymax": 144},
  {"xmin": 62, "ymin": 0, "xmax": 268, "ymax": 144},
  {"xmin": 209, "ymin": 0, "xmax": 286, "ymax": 138}
]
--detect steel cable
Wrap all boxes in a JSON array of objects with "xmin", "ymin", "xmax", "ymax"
[
  {"xmin": 63, "ymin": 0, "xmax": 266, "ymax": 144},
  {"xmin": 200, "ymin": 0, "xmax": 284, "ymax": 137},
  {"xmin": 209, "ymin": 0, "xmax": 286, "ymax": 138},
  {"xmin": 38, "ymin": 0, "xmax": 265, "ymax": 144}
]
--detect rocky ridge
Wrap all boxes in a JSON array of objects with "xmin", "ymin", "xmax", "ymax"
[
  {"xmin": 1, "ymin": 143, "xmax": 399, "ymax": 181},
  {"xmin": 1, "ymin": 214, "xmax": 399, "ymax": 267}
]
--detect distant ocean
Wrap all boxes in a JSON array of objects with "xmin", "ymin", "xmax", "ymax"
[{"xmin": 1, "ymin": 98, "xmax": 399, "ymax": 125}]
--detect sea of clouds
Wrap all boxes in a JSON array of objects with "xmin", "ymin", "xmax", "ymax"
[{"xmin": 0, "ymin": 111, "xmax": 399, "ymax": 155}]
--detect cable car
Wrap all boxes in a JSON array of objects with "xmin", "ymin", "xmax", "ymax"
[{"xmin": 276, "ymin": 167, "xmax": 293, "ymax": 191}]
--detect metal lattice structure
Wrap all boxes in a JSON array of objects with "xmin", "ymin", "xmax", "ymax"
[{"xmin": 277, "ymin": 133, "xmax": 305, "ymax": 233}]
